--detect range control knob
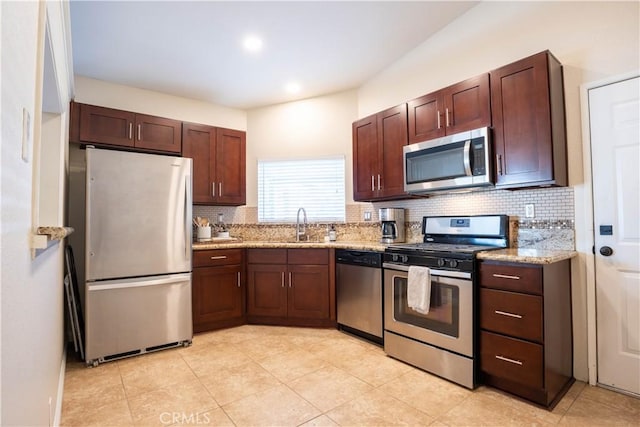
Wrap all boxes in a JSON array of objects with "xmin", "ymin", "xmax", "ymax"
[
  {"xmin": 437, "ymin": 258, "xmax": 446, "ymax": 267},
  {"xmin": 402, "ymin": 255, "xmax": 409, "ymax": 263},
  {"xmin": 449, "ymin": 259, "xmax": 458, "ymax": 268},
  {"xmin": 392, "ymin": 254, "xmax": 399, "ymax": 262}
]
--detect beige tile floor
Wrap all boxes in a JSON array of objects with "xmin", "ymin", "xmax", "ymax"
[{"xmin": 61, "ymin": 325, "xmax": 640, "ymax": 426}]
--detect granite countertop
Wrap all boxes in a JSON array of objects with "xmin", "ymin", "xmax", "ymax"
[
  {"xmin": 192, "ymin": 240, "xmax": 388, "ymax": 252},
  {"xmin": 477, "ymin": 248, "xmax": 578, "ymax": 264},
  {"xmin": 37, "ymin": 226, "xmax": 74, "ymax": 240}
]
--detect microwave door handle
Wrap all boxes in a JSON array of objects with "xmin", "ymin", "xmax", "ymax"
[{"xmin": 463, "ymin": 139, "xmax": 472, "ymax": 176}]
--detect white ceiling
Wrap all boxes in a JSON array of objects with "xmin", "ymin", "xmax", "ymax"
[{"xmin": 70, "ymin": 1, "xmax": 478, "ymax": 110}]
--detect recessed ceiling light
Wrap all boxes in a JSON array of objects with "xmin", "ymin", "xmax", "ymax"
[
  {"xmin": 285, "ymin": 82, "xmax": 301, "ymax": 94},
  {"xmin": 242, "ymin": 35, "xmax": 263, "ymax": 52}
]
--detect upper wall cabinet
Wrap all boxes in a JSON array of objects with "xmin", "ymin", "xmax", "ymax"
[
  {"xmin": 70, "ymin": 102, "xmax": 182, "ymax": 154},
  {"xmin": 182, "ymin": 123, "xmax": 246, "ymax": 206},
  {"xmin": 407, "ymin": 73, "xmax": 491, "ymax": 143},
  {"xmin": 490, "ymin": 51, "xmax": 567, "ymax": 189},
  {"xmin": 352, "ymin": 104, "xmax": 408, "ymax": 201}
]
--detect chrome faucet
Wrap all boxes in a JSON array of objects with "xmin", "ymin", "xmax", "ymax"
[{"xmin": 296, "ymin": 207, "xmax": 308, "ymax": 242}]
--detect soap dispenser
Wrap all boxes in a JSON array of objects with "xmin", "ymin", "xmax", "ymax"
[{"xmin": 328, "ymin": 224, "xmax": 337, "ymax": 242}]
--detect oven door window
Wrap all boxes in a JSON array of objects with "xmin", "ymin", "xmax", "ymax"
[{"xmin": 393, "ymin": 276, "xmax": 459, "ymax": 337}]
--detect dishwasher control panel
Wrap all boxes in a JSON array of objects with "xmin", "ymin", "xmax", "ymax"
[{"xmin": 335, "ymin": 250, "xmax": 382, "ymax": 267}]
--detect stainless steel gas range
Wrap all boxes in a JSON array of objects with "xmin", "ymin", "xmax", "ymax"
[{"xmin": 382, "ymin": 215, "xmax": 508, "ymax": 389}]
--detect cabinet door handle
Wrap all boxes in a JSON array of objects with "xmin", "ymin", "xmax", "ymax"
[
  {"xmin": 212, "ymin": 182, "xmax": 216, "ymax": 197},
  {"xmin": 497, "ymin": 155, "xmax": 503, "ymax": 175},
  {"xmin": 437, "ymin": 110, "xmax": 441, "ymax": 129},
  {"xmin": 496, "ymin": 355, "xmax": 523, "ymax": 366},
  {"xmin": 128, "ymin": 123, "xmax": 133, "ymax": 140},
  {"xmin": 210, "ymin": 256, "xmax": 227, "ymax": 260},
  {"xmin": 371, "ymin": 175, "xmax": 375, "ymax": 192},
  {"xmin": 377, "ymin": 174, "xmax": 381, "ymax": 191},
  {"xmin": 137, "ymin": 124, "xmax": 141, "ymax": 141},
  {"xmin": 237, "ymin": 272, "xmax": 241, "ymax": 287},
  {"xmin": 281, "ymin": 272, "xmax": 285, "ymax": 288},
  {"xmin": 445, "ymin": 108, "xmax": 450, "ymax": 127},
  {"xmin": 219, "ymin": 182, "xmax": 222, "ymax": 197},
  {"xmin": 289, "ymin": 272, "xmax": 292, "ymax": 288},
  {"xmin": 492, "ymin": 273, "xmax": 521, "ymax": 280},
  {"xmin": 495, "ymin": 310, "xmax": 522, "ymax": 319}
]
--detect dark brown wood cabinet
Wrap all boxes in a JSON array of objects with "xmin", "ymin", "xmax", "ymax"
[
  {"xmin": 407, "ymin": 73, "xmax": 490, "ymax": 143},
  {"xmin": 71, "ymin": 102, "xmax": 182, "ymax": 153},
  {"xmin": 246, "ymin": 248, "xmax": 335, "ymax": 327},
  {"xmin": 352, "ymin": 104, "xmax": 408, "ymax": 201},
  {"xmin": 490, "ymin": 51, "xmax": 567, "ymax": 189},
  {"xmin": 192, "ymin": 249, "xmax": 245, "ymax": 332},
  {"xmin": 478, "ymin": 259, "xmax": 574, "ymax": 408},
  {"xmin": 182, "ymin": 123, "xmax": 246, "ymax": 206}
]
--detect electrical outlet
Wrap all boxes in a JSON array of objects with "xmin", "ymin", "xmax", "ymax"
[
  {"xmin": 363, "ymin": 211, "xmax": 371, "ymax": 221},
  {"xmin": 525, "ymin": 204, "xmax": 535, "ymax": 218}
]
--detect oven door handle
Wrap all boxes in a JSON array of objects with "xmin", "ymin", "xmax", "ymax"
[{"xmin": 382, "ymin": 263, "xmax": 471, "ymax": 279}]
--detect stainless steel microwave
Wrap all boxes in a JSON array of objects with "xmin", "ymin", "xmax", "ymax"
[{"xmin": 403, "ymin": 127, "xmax": 493, "ymax": 194}]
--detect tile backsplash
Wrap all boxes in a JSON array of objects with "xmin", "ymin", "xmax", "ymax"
[{"xmin": 194, "ymin": 186, "xmax": 575, "ymax": 250}]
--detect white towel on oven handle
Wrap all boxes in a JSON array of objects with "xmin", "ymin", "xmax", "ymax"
[{"xmin": 407, "ymin": 265, "xmax": 431, "ymax": 314}]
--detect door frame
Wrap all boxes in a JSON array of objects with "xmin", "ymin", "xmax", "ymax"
[{"xmin": 578, "ymin": 71, "xmax": 640, "ymax": 387}]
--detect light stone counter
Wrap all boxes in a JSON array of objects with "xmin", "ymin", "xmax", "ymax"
[
  {"xmin": 37, "ymin": 226, "xmax": 74, "ymax": 240},
  {"xmin": 477, "ymin": 248, "xmax": 577, "ymax": 264},
  {"xmin": 192, "ymin": 240, "xmax": 387, "ymax": 252}
]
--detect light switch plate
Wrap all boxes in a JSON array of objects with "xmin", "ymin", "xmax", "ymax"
[
  {"xmin": 364, "ymin": 211, "xmax": 372, "ymax": 221},
  {"xmin": 21, "ymin": 108, "xmax": 31, "ymax": 163},
  {"xmin": 525, "ymin": 204, "xmax": 535, "ymax": 218}
]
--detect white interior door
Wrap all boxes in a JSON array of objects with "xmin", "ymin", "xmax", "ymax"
[{"xmin": 589, "ymin": 76, "xmax": 640, "ymax": 395}]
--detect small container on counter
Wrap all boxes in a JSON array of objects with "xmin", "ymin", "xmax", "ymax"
[{"xmin": 329, "ymin": 224, "xmax": 337, "ymax": 241}]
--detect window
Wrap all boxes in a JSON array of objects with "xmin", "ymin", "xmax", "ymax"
[{"xmin": 258, "ymin": 157, "xmax": 345, "ymax": 223}]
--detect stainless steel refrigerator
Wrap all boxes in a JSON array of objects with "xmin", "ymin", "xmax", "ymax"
[{"xmin": 83, "ymin": 148, "xmax": 193, "ymax": 366}]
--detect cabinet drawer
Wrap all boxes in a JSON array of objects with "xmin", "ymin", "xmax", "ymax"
[
  {"xmin": 288, "ymin": 248, "xmax": 328, "ymax": 265},
  {"xmin": 247, "ymin": 249, "xmax": 287, "ymax": 264},
  {"xmin": 480, "ymin": 288, "xmax": 543, "ymax": 342},
  {"xmin": 480, "ymin": 331, "xmax": 543, "ymax": 389},
  {"xmin": 479, "ymin": 263, "xmax": 542, "ymax": 295},
  {"xmin": 193, "ymin": 249, "xmax": 243, "ymax": 267}
]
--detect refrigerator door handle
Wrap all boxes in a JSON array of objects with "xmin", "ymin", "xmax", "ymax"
[
  {"xmin": 185, "ymin": 174, "xmax": 192, "ymax": 260},
  {"xmin": 88, "ymin": 273, "xmax": 192, "ymax": 292}
]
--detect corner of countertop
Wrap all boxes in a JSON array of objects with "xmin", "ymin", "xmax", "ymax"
[
  {"xmin": 477, "ymin": 248, "xmax": 578, "ymax": 264},
  {"xmin": 36, "ymin": 226, "xmax": 75, "ymax": 240}
]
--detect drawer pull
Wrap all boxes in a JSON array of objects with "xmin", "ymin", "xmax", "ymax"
[
  {"xmin": 495, "ymin": 310, "xmax": 523, "ymax": 319},
  {"xmin": 210, "ymin": 256, "xmax": 227, "ymax": 260},
  {"xmin": 492, "ymin": 273, "xmax": 521, "ymax": 280},
  {"xmin": 496, "ymin": 355, "xmax": 523, "ymax": 366}
]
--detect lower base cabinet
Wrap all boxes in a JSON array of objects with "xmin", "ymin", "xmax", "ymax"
[
  {"xmin": 192, "ymin": 249, "xmax": 245, "ymax": 333},
  {"xmin": 247, "ymin": 248, "xmax": 336, "ymax": 327},
  {"xmin": 479, "ymin": 259, "xmax": 574, "ymax": 408}
]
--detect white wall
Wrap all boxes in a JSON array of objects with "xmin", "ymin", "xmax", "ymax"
[
  {"xmin": 74, "ymin": 76, "xmax": 247, "ymax": 131},
  {"xmin": 246, "ymin": 90, "xmax": 359, "ymax": 206},
  {"xmin": 357, "ymin": 1, "xmax": 639, "ymax": 382},
  {"xmin": 1, "ymin": 1, "xmax": 73, "ymax": 425}
]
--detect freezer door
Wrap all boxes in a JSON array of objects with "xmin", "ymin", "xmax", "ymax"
[
  {"xmin": 86, "ymin": 148, "xmax": 192, "ymax": 281},
  {"xmin": 85, "ymin": 273, "xmax": 192, "ymax": 362}
]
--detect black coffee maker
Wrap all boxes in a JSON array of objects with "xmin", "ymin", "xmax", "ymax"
[{"xmin": 379, "ymin": 208, "xmax": 405, "ymax": 244}]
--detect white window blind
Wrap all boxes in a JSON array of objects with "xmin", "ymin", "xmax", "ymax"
[{"xmin": 258, "ymin": 157, "xmax": 346, "ymax": 223}]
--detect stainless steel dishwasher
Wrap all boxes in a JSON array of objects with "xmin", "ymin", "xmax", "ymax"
[{"xmin": 336, "ymin": 249, "xmax": 383, "ymax": 344}]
